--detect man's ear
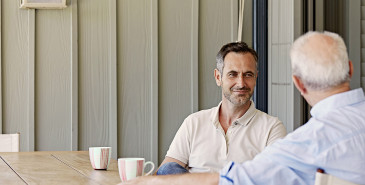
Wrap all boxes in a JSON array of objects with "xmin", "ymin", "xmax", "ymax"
[
  {"xmin": 214, "ymin": 69, "xmax": 222, "ymax": 86},
  {"xmin": 349, "ymin": 60, "xmax": 353, "ymax": 78},
  {"xmin": 292, "ymin": 75, "xmax": 307, "ymax": 95}
]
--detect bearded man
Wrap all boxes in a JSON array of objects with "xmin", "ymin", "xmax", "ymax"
[{"xmin": 156, "ymin": 42, "xmax": 287, "ymax": 175}]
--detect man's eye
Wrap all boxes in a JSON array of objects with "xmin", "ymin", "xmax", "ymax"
[{"xmin": 244, "ymin": 73, "xmax": 254, "ymax": 78}]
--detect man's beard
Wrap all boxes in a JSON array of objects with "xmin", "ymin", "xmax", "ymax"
[{"xmin": 223, "ymin": 86, "xmax": 253, "ymax": 106}]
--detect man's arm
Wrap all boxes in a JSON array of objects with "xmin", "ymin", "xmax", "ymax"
[
  {"xmin": 154, "ymin": 156, "xmax": 187, "ymax": 174},
  {"xmin": 156, "ymin": 117, "xmax": 191, "ymax": 174},
  {"xmin": 121, "ymin": 172, "xmax": 219, "ymax": 185}
]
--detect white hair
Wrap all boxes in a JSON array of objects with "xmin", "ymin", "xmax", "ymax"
[{"xmin": 290, "ymin": 31, "xmax": 350, "ymax": 90}]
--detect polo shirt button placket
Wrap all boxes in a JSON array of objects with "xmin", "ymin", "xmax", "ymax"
[
  {"xmin": 222, "ymin": 135, "xmax": 228, "ymax": 156},
  {"xmin": 225, "ymin": 141, "xmax": 229, "ymax": 155},
  {"xmin": 226, "ymin": 128, "xmax": 232, "ymax": 155}
]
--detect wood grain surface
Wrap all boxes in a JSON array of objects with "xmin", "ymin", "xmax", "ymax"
[{"xmin": 0, "ymin": 151, "xmax": 120, "ymax": 185}]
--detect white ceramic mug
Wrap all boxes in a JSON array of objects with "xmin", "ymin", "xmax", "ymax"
[
  {"xmin": 118, "ymin": 158, "xmax": 155, "ymax": 182},
  {"xmin": 89, "ymin": 147, "xmax": 112, "ymax": 170}
]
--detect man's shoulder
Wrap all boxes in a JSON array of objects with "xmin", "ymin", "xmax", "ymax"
[
  {"xmin": 253, "ymin": 109, "xmax": 282, "ymax": 124},
  {"xmin": 186, "ymin": 107, "xmax": 215, "ymax": 119},
  {"xmin": 183, "ymin": 106, "xmax": 218, "ymax": 125}
]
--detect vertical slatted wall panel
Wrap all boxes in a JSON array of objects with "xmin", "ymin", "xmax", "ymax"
[
  {"xmin": 28, "ymin": 9, "xmax": 35, "ymax": 151},
  {"xmin": 117, "ymin": 0, "xmax": 157, "ymax": 163},
  {"xmin": 35, "ymin": 6, "xmax": 72, "ymax": 151},
  {"xmin": 191, "ymin": 0, "xmax": 199, "ymax": 113},
  {"xmin": 108, "ymin": 0, "xmax": 118, "ymax": 159},
  {"xmin": 78, "ymin": 0, "xmax": 111, "ymax": 150},
  {"xmin": 151, "ymin": 0, "xmax": 159, "ymax": 165},
  {"xmin": 2, "ymin": 0, "xmax": 31, "ymax": 151},
  {"xmin": 71, "ymin": 0, "xmax": 79, "ymax": 151}
]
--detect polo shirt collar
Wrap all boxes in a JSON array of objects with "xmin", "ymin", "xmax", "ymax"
[
  {"xmin": 310, "ymin": 88, "xmax": 365, "ymax": 117},
  {"xmin": 211, "ymin": 100, "xmax": 257, "ymax": 128}
]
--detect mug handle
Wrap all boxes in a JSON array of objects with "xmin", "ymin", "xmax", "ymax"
[{"xmin": 143, "ymin": 161, "xmax": 155, "ymax": 176}]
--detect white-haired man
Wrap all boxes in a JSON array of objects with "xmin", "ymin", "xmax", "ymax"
[{"xmin": 121, "ymin": 31, "xmax": 365, "ymax": 185}]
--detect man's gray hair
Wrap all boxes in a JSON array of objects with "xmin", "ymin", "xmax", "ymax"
[
  {"xmin": 216, "ymin": 42, "xmax": 258, "ymax": 74},
  {"xmin": 290, "ymin": 31, "xmax": 350, "ymax": 90}
]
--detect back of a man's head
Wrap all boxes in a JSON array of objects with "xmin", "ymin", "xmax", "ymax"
[{"xmin": 290, "ymin": 31, "xmax": 350, "ymax": 91}]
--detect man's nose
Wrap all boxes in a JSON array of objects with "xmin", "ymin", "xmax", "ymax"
[{"xmin": 236, "ymin": 74, "xmax": 247, "ymax": 87}]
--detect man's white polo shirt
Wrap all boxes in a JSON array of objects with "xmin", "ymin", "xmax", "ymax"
[{"xmin": 166, "ymin": 101, "xmax": 286, "ymax": 173}]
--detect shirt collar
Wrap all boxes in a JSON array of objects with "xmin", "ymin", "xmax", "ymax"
[
  {"xmin": 310, "ymin": 88, "xmax": 365, "ymax": 117},
  {"xmin": 211, "ymin": 100, "xmax": 257, "ymax": 128}
]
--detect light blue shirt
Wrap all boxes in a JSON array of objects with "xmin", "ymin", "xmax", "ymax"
[{"xmin": 219, "ymin": 88, "xmax": 365, "ymax": 185}]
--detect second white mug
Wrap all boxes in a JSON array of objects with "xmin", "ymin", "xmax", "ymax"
[{"xmin": 118, "ymin": 158, "xmax": 155, "ymax": 182}]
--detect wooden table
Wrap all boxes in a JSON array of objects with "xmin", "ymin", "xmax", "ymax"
[{"xmin": 0, "ymin": 151, "xmax": 121, "ymax": 185}]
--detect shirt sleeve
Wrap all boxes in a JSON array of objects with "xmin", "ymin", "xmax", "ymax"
[
  {"xmin": 219, "ymin": 160, "xmax": 308, "ymax": 185},
  {"xmin": 219, "ymin": 153, "xmax": 311, "ymax": 184},
  {"xmin": 165, "ymin": 117, "xmax": 191, "ymax": 164},
  {"xmin": 266, "ymin": 120, "xmax": 287, "ymax": 146},
  {"xmin": 219, "ymin": 133, "xmax": 316, "ymax": 185}
]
